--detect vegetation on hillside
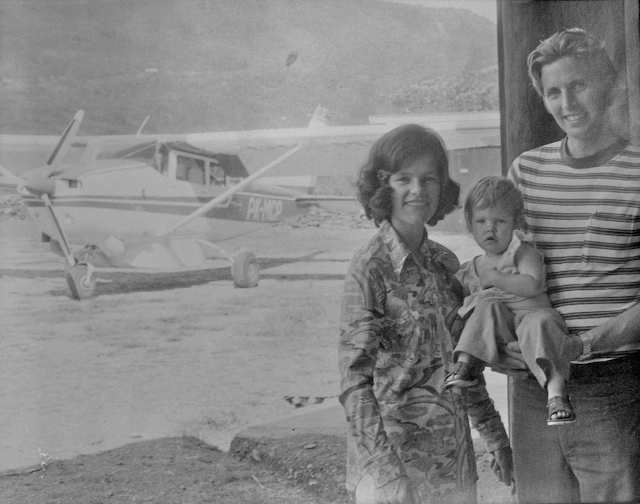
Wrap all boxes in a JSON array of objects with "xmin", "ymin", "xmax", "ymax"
[
  {"xmin": 0, "ymin": 0, "xmax": 497, "ymax": 135},
  {"xmin": 380, "ymin": 66, "xmax": 499, "ymax": 113}
]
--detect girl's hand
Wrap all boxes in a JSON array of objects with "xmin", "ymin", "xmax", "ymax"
[
  {"xmin": 490, "ymin": 446, "xmax": 515, "ymax": 488},
  {"xmin": 356, "ymin": 474, "xmax": 417, "ymax": 504}
]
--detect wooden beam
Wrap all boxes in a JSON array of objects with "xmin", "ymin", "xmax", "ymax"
[{"xmin": 625, "ymin": 0, "xmax": 640, "ymax": 145}]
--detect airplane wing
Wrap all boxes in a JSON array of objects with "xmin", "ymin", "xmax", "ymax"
[{"xmin": 1, "ymin": 105, "xmax": 499, "ymax": 183}]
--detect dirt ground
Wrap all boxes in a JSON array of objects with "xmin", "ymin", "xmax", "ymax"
[
  {"xmin": 0, "ymin": 436, "xmax": 342, "ymax": 504},
  {"xmin": 0, "ymin": 198, "xmax": 514, "ymax": 503},
  {"xmin": 0, "ymin": 434, "xmax": 514, "ymax": 504}
]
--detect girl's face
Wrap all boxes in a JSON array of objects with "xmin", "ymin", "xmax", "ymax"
[
  {"xmin": 388, "ymin": 155, "xmax": 441, "ymax": 232},
  {"xmin": 469, "ymin": 203, "xmax": 516, "ymax": 257}
]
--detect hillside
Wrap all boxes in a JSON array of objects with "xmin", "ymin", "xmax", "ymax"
[{"xmin": 0, "ymin": 0, "xmax": 497, "ymax": 135}]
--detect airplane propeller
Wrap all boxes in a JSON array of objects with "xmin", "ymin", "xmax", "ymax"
[
  {"xmin": 46, "ymin": 110, "xmax": 84, "ymax": 171},
  {"xmin": 18, "ymin": 110, "xmax": 96, "ymax": 299},
  {"xmin": 20, "ymin": 109, "xmax": 85, "ymax": 195}
]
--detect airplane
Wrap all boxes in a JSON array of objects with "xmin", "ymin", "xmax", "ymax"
[
  {"xmin": 1, "ymin": 106, "xmax": 500, "ymax": 300},
  {"xmin": 2, "ymin": 106, "xmax": 362, "ymax": 300}
]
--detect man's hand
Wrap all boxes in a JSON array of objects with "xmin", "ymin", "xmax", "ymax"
[
  {"xmin": 490, "ymin": 446, "xmax": 516, "ymax": 494},
  {"xmin": 568, "ymin": 333, "xmax": 586, "ymax": 360}
]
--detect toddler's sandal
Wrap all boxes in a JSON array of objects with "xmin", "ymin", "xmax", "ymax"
[
  {"xmin": 547, "ymin": 396, "xmax": 576, "ymax": 426},
  {"xmin": 443, "ymin": 361, "xmax": 478, "ymax": 389}
]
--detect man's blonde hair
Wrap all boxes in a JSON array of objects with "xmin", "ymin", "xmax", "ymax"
[{"xmin": 527, "ymin": 28, "xmax": 617, "ymax": 98}]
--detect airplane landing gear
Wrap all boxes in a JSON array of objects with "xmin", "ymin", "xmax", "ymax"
[
  {"xmin": 65, "ymin": 263, "xmax": 97, "ymax": 300},
  {"xmin": 231, "ymin": 251, "xmax": 259, "ymax": 288}
]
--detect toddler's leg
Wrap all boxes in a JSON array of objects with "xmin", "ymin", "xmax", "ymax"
[
  {"xmin": 515, "ymin": 308, "xmax": 572, "ymax": 386},
  {"xmin": 454, "ymin": 299, "xmax": 516, "ymax": 365},
  {"xmin": 514, "ymin": 309, "xmax": 576, "ymax": 426},
  {"xmin": 547, "ymin": 370, "xmax": 576, "ymax": 426}
]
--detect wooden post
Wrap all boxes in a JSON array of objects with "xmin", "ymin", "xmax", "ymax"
[{"xmin": 625, "ymin": 0, "xmax": 640, "ymax": 145}]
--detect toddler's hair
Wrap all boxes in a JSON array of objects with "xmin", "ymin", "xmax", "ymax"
[{"xmin": 463, "ymin": 176, "xmax": 525, "ymax": 231}]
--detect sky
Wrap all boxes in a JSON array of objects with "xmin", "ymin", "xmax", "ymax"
[{"xmin": 383, "ymin": 0, "xmax": 497, "ymax": 23}]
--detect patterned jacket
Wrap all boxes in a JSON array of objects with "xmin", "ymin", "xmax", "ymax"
[{"xmin": 339, "ymin": 221, "xmax": 509, "ymax": 500}]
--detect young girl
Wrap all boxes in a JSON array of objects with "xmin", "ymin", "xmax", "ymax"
[
  {"xmin": 443, "ymin": 176, "xmax": 575, "ymax": 426},
  {"xmin": 339, "ymin": 127, "xmax": 513, "ymax": 503}
]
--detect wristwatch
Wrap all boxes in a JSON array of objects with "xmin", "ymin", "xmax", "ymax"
[{"xmin": 578, "ymin": 334, "xmax": 593, "ymax": 361}]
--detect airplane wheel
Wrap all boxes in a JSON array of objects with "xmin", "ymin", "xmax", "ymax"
[
  {"xmin": 231, "ymin": 251, "xmax": 259, "ymax": 288},
  {"xmin": 65, "ymin": 264, "xmax": 97, "ymax": 300}
]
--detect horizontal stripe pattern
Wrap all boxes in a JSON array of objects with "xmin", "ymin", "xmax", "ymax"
[{"xmin": 509, "ymin": 141, "xmax": 640, "ymax": 336}]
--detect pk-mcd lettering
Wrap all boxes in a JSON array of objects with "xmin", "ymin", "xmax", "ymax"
[{"xmin": 247, "ymin": 197, "xmax": 284, "ymax": 221}]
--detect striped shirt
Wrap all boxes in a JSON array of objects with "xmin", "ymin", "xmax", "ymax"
[{"xmin": 509, "ymin": 138, "xmax": 640, "ymax": 358}]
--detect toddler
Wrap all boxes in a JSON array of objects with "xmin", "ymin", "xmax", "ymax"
[{"xmin": 444, "ymin": 176, "xmax": 575, "ymax": 426}]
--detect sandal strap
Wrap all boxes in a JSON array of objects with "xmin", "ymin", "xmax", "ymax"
[
  {"xmin": 451, "ymin": 361, "xmax": 473, "ymax": 380},
  {"xmin": 548, "ymin": 396, "xmax": 573, "ymax": 414}
]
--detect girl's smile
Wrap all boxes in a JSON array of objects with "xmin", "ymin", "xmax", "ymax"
[{"xmin": 388, "ymin": 155, "xmax": 441, "ymax": 232}]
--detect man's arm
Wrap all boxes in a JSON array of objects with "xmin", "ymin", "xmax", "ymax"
[
  {"xmin": 501, "ymin": 303, "xmax": 640, "ymax": 365},
  {"xmin": 574, "ymin": 302, "xmax": 640, "ymax": 357}
]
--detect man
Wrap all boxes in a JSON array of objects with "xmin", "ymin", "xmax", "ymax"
[{"xmin": 507, "ymin": 28, "xmax": 640, "ymax": 503}]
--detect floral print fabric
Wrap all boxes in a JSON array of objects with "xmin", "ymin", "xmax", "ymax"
[{"xmin": 339, "ymin": 221, "xmax": 509, "ymax": 501}]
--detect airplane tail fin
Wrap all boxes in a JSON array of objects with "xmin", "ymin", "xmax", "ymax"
[
  {"xmin": 136, "ymin": 116, "xmax": 151, "ymax": 135},
  {"xmin": 307, "ymin": 105, "xmax": 329, "ymax": 129}
]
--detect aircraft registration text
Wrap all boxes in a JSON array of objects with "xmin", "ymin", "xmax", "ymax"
[{"xmin": 246, "ymin": 196, "xmax": 283, "ymax": 222}]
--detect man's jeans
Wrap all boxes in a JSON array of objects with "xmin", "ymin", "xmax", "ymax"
[{"xmin": 510, "ymin": 352, "xmax": 640, "ymax": 503}]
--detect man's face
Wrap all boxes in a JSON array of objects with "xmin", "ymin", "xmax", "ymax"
[{"xmin": 540, "ymin": 56, "xmax": 611, "ymax": 146}]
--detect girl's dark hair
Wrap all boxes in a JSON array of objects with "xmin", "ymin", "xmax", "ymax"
[{"xmin": 356, "ymin": 124, "xmax": 460, "ymax": 227}]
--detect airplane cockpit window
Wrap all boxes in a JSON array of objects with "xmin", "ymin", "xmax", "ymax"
[
  {"xmin": 159, "ymin": 154, "xmax": 169, "ymax": 175},
  {"xmin": 210, "ymin": 162, "xmax": 225, "ymax": 185},
  {"xmin": 176, "ymin": 156, "xmax": 206, "ymax": 184}
]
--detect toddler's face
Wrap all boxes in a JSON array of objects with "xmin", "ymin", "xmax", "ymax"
[{"xmin": 470, "ymin": 203, "xmax": 516, "ymax": 257}]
